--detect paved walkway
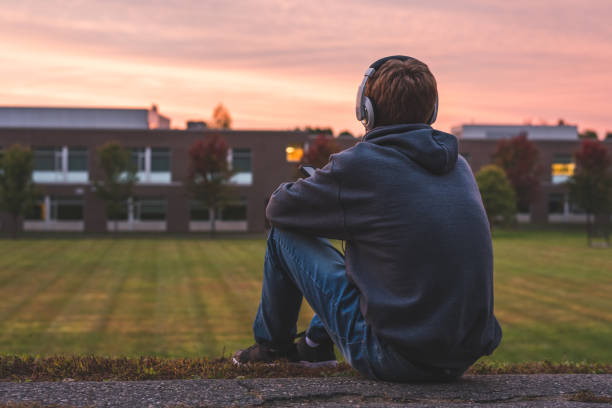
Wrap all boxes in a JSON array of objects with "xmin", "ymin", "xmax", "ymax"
[{"xmin": 1, "ymin": 375, "xmax": 611, "ymax": 407}]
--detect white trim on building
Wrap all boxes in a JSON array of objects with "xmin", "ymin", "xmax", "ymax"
[{"xmin": 452, "ymin": 124, "xmax": 578, "ymax": 141}]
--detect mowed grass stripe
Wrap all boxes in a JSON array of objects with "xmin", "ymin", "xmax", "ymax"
[
  {"xmin": 92, "ymin": 240, "xmax": 140, "ymax": 353},
  {"xmin": 193, "ymin": 239, "xmax": 258, "ymax": 355},
  {"xmin": 101, "ymin": 240, "xmax": 163, "ymax": 354},
  {"xmin": 0, "ymin": 239, "xmax": 72, "ymax": 319},
  {"xmin": 154, "ymin": 240, "xmax": 211, "ymax": 356},
  {"xmin": 0, "ymin": 239, "xmax": 86, "ymax": 328},
  {"xmin": 496, "ymin": 282, "xmax": 611, "ymax": 325},
  {"xmin": 499, "ymin": 279, "xmax": 611, "ymax": 324},
  {"xmin": 26, "ymin": 240, "xmax": 112, "ymax": 353},
  {"xmin": 0, "ymin": 229, "xmax": 610, "ymax": 362},
  {"xmin": 0, "ymin": 239, "xmax": 112, "ymax": 354},
  {"xmin": 179, "ymin": 240, "xmax": 222, "ymax": 357},
  {"xmin": 30, "ymin": 240, "xmax": 125, "ymax": 354}
]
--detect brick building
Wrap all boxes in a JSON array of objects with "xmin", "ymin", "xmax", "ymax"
[
  {"xmin": 0, "ymin": 106, "xmax": 356, "ymax": 233},
  {"xmin": 1, "ymin": 107, "xmax": 610, "ymax": 232},
  {"xmin": 455, "ymin": 124, "xmax": 612, "ymax": 224}
]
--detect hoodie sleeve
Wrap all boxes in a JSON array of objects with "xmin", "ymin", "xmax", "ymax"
[{"xmin": 266, "ymin": 157, "xmax": 348, "ymax": 239}]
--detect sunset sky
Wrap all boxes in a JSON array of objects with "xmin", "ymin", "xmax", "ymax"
[{"xmin": 1, "ymin": 0, "xmax": 610, "ymax": 138}]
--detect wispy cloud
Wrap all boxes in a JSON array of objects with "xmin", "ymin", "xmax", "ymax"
[{"xmin": 0, "ymin": 0, "xmax": 610, "ymax": 135}]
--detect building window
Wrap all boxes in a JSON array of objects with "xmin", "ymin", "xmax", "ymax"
[
  {"xmin": 131, "ymin": 148, "xmax": 147, "ymax": 172},
  {"xmin": 286, "ymin": 144, "xmax": 304, "ymax": 162},
  {"xmin": 190, "ymin": 201, "xmax": 210, "ymax": 221},
  {"xmin": 33, "ymin": 147, "xmax": 88, "ymax": 183},
  {"xmin": 108, "ymin": 201, "xmax": 129, "ymax": 221},
  {"xmin": 229, "ymin": 148, "xmax": 252, "ymax": 185},
  {"xmin": 25, "ymin": 201, "xmax": 45, "ymax": 220},
  {"xmin": 221, "ymin": 199, "xmax": 247, "ymax": 220},
  {"xmin": 232, "ymin": 148, "xmax": 251, "ymax": 172},
  {"xmin": 548, "ymin": 193, "xmax": 565, "ymax": 214},
  {"xmin": 569, "ymin": 197, "xmax": 585, "ymax": 214},
  {"xmin": 151, "ymin": 148, "xmax": 171, "ymax": 172},
  {"xmin": 34, "ymin": 147, "xmax": 62, "ymax": 171},
  {"xmin": 189, "ymin": 199, "xmax": 247, "ymax": 221},
  {"xmin": 50, "ymin": 197, "xmax": 84, "ymax": 220},
  {"xmin": 134, "ymin": 197, "xmax": 166, "ymax": 220},
  {"xmin": 68, "ymin": 148, "xmax": 88, "ymax": 171},
  {"xmin": 551, "ymin": 154, "xmax": 574, "ymax": 184},
  {"xmin": 130, "ymin": 147, "xmax": 171, "ymax": 183}
]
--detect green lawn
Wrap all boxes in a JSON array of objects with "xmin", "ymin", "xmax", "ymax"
[{"xmin": 0, "ymin": 228, "xmax": 610, "ymax": 363}]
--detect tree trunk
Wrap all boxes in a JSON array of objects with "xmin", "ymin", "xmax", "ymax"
[
  {"xmin": 11, "ymin": 213, "xmax": 19, "ymax": 239},
  {"xmin": 586, "ymin": 212, "xmax": 592, "ymax": 247},
  {"xmin": 209, "ymin": 207, "xmax": 216, "ymax": 238}
]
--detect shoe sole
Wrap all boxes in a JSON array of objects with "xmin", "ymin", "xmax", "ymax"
[
  {"xmin": 291, "ymin": 360, "xmax": 339, "ymax": 368},
  {"xmin": 232, "ymin": 357, "xmax": 286, "ymax": 367},
  {"xmin": 232, "ymin": 357, "xmax": 338, "ymax": 368}
]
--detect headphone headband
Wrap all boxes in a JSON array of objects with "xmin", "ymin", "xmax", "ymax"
[
  {"xmin": 369, "ymin": 55, "xmax": 412, "ymax": 70},
  {"xmin": 356, "ymin": 55, "xmax": 438, "ymax": 130}
]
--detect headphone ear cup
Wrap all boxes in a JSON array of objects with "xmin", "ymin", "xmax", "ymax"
[
  {"xmin": 428, "ymin": 97, "xmax": 438, "ymax": 125},
  {"xmin": 363, "ymin": 97, "xmax": 375, "ymax": 129}
]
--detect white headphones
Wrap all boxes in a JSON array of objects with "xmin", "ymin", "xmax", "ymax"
[{"xmin": 355, "ymin": 55, "xmax": 438, "ymax": 130}]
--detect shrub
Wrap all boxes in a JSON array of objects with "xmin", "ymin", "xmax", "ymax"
[{"xmin": 475, "ymin": 165, "xmax": 517, "ymax": 228}]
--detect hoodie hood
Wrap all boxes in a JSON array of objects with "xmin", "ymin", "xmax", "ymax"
[{"xmin": 364, "ymin": 124, "xmax": 458, "ymax": 175}]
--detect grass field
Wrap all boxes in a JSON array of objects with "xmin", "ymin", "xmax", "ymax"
[{"xmin": 0, "ymin": 228, "xmax": 610, "ymax": 363}]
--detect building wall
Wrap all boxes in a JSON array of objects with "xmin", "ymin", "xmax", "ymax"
[
  {"xmin": 458, "ymin": 138, "xmax": 612, "ymax": 223},
  {"xmin": 0, "ymin": 128, "xmax": 356, "ymax": 233},
  {"xmin": 455, "ymin": 124, "xmax": 578, "ymax": 141},
  {"xmin": 4, "ymin": 124, "xmax": 608, "ymax": 232},
  {"xmin": 0, "ymin": 107, "xmax": 156, "ymax": 130}
]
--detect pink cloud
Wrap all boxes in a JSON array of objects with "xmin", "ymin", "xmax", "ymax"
[{"xmin": 0, "ymin": 0, "xmax": 610, "ymax": 137}]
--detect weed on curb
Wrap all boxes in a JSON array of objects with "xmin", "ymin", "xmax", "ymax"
[{"xmin": 0, "ymin": 356, "xmax": 610, "ymax": 382}]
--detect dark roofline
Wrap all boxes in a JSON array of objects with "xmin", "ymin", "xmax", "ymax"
[
  {"xmin": 0, "ymin": 127, "xmax": 311, "ymax": 135},
  {"xmin": 459, "ymin": 123, "xmax": 578, "ymax": 129},
  {"xmin": 0, "ymin": 106, "xmax": 152, "ymax": 112}
]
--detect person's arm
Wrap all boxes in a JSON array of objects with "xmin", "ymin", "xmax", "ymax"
[{"xmin": 266, "ymin": 157, "xmax": 348, "ymax": 239}]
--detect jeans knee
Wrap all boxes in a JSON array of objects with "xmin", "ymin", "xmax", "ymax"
[
  {"xmin": 267, "ymin": 227, "xmax": 289, "ymax": 248},
  {"xmin": 266, "ymin": 227, "xmax": 290, "ymax": 255}
]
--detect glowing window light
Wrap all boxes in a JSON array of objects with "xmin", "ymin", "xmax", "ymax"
[
  {"xmin": 286, "ymin": 145, "xmax": 304, "ymax": 162},
  {"xmin": 551, "ymin": 162, "xmax": 575, "ymax": 184}
]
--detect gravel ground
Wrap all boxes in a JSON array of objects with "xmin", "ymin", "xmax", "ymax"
[{"xmin": 0, "ymin": 374, "xmax": 610, "ymax": 407}]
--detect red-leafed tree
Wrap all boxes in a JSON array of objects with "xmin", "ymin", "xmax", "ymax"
[
  {"xmin": 567, "ymin": 139, "xmax": 612, "ymax": 246},
  {"xmin": 302, "ymin": 134, "xmax": 341, "ymax": 169},
  {"xmin": 186, "ymin": 135, "xmax": 234, "ymax": 235},
  {"xmin": 493, "ymin": 132, "xmax": 542, "ymax": 212}
]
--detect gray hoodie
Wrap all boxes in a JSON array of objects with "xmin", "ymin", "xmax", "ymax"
[{"xmin": 266, "ymin": 123, "xmax": 502, "ymax": 369}]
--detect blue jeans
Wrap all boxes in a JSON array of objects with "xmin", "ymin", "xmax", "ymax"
[{"xmin": 253, "ymin": 228, "xmax": 462, "ymax": 381}]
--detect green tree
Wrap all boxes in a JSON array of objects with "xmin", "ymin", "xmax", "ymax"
[
  {"xmin": 94, "ymin": 142, "xmax": 138, "ymax": 232},
  {"xmin": 186, "ymin": 135, "xmax": 235, "ymax": 236},
  {"xmin": 475, "ymin": 165, "xmax": 517, "ymax": 229},
  {"xmin": 297, "ymin": 126, "xmax": 334, "ymax": 136},
  {"xmin": 567, "ymin": 139, "xmax": 612, "ymax": 246},
  {"xmin": 0, "ymin": 145, "xmax": 40, "ymax": 238},
  {"xmin": 579, "ymin": 129, "xmax": 598, "ymax": 139},
  {"xmin": 212, "ymin": 103, "xmax": 232, "ymax": 129},
  {"xmin": 338, "ymin": 130, "xmax": 355, "ymax": 139},
  {"xmin": 606, "ymin": 132, "xmax": 612, "ymax": 140}
]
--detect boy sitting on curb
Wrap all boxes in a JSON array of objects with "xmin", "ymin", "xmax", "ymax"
[{"xmin": 234, "ymin": 55, "xmax": 502, "ymax": 382}]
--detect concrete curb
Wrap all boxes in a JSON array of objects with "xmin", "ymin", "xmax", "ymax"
[{"xmin": 1, "ymin": 374, "xmax": 610, "ymax": 407}]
